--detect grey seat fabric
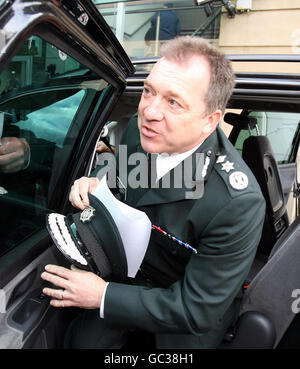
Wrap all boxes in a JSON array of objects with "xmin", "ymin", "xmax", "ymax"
[
  {"xmin": 224, "ymin": 112, "xmax": 289, "ymax": 257},
  {"xmin": 242, "ymin": 136, "xmax": 289, "ymax": 256},
  {"xmin": 239, "ymin": 216, "xmax": 300, "ymax": 347}
]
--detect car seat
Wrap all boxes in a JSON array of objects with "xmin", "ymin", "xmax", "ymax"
[
  {"xmin": 224, "ymin": 112, "xmax": 289, "ymax": 257},
  {"xmin": 220, "ymin": 215, "xmax": 300, "ymax": 348}
]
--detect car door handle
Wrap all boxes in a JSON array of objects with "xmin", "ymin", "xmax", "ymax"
[
  {"xmin": 6, "ymin": 270, "xmax": 37, "ymax": 310},
  {"xmin": 8, "ymin": 288, "xmax": 50, "ymax": 339}
]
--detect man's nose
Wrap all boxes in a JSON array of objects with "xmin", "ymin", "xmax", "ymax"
[{"xmin": 144, "ymin": 98, "xmax": 164, "ymax": 121}]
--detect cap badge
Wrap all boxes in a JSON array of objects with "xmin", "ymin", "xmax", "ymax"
[
  {"xmin": 77, "ymin": 13, "xmax": 89, "ymax": 26},
  {"xmin": 229, "ymin": 171, "xmax": 248, "ymax": 190},
  {"xmin": 221, "ymin": 160, "xmax": 234, "ymax": 173},
  {"xmin": 80, "ymin": 206, "xmax": 96, "ymax": 223}
]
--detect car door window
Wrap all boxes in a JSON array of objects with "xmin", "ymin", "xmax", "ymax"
[
  {"xmin": 0, "ymin": 36, "xmax": 111, "ymax": 256},
  {"xmin": 235, "ymin": 112, "xmax": 300, "ymax": 164}
]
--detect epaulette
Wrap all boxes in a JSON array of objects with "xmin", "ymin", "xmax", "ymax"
[{"xmin": 213, "ymin": 152, "xmax": 250, "ymax": 196}]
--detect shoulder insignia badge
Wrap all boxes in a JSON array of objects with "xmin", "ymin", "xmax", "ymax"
[
  {"xmin": 229, "ymin": 171, "xmax": 248, "ymax": 190},
  {"xmin": 216, "ymin": 155, "xmax": 227, "ymax": 163},
  {"xmin": 221, "ymin": 160, "xmax": 234, "ymax": 173},
  {"xmin": 80, "ymin": 206, "xmax": 96, "ymax": 223}
]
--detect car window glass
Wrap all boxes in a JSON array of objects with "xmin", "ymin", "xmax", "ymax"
[
  {"xmin": 234, "ymin": 112, "xmax": 300, "ymax": 164},
  {"xmin": 0, "ymin": 36, "xmax": 111, "ymax": 256},
  {"xmin": 5, "ymin": 90, "xmax": 85, "ymax": 148}
]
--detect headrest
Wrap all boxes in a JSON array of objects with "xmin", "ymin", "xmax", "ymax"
[
  {"xmin": 242, "ymin": 136, "xmax": 285, "ymax": 218},
  {"xmin": 224, "ymin": 113, "xmax": 257, "ymax": 130}
]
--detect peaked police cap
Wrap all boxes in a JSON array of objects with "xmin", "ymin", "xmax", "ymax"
[{"xmin": 46, "ymin": 194, "xmax": 128, "ymax": 280}]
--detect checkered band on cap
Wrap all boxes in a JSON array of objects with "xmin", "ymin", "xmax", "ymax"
[{"xmin": 47, "ymin": 213, "xmax": 88, "ymax": 266}]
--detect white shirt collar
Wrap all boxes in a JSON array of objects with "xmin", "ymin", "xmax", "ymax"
[{"xmin": 155, "ymin": 143, "xmax": 203, "ymax": 181}]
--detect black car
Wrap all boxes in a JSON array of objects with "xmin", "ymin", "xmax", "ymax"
[{"xmin": 0, "ymin": 0, "xmax": 299, "ymax": 349}]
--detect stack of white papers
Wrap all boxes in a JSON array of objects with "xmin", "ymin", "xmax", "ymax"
[{"xmin": 92, "ymin": 176, "xmax": 151, "ymax": 278}]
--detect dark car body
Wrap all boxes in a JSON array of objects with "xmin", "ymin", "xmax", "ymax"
[{"xmin": 0, "ymin": 0, "xmax": 299, "ymax": 349}]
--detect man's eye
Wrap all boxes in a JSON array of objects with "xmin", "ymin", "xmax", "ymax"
[
  {"xmin": 143, "ymin": 87, "xmax": 151, "ymax": 95},
  {"xmin": 169, "ymin": 99, "xmax": 179, "ymax": 107}
]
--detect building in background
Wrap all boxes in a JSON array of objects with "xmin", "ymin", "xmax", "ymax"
[
  {"xmin": 94, "ymin": 0, "xmax": 300, "ymax": 71},
  {"xmin": 219, "ymin": 0, "xmax": 300, "ymax": 73}
]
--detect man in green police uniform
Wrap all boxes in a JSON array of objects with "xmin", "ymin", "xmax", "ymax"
[{"xmin": 41, "ymin": 36, "xmax": 266, "ymax": 349}]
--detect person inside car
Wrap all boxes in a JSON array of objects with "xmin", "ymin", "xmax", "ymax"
[
  {"xmin": 0, "ymin": 136, "xmax": 30, "ymax": 173},
  {"xmin": 0, "ymin": 120, "xmax": 56, "ymax": 249},
  {"xmin": 41, "ymin": 36, "xmax": 266, "ymax": 349}
]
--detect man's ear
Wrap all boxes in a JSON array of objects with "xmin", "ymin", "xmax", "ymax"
[{"xmin": 202, "ymin": 110, "xmax": 222, "ymax": 134}]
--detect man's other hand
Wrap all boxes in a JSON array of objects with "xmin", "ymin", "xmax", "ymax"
[
  {"xmin": 69, "ymin": 176, "xmax": 99, "ymax": 210},
  {"xmin": 0, "ymin": 137, "xmax": 30, "ymax": 173}
]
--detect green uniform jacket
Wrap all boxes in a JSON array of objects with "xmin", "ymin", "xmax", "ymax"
[{"xmin": 94, "ymin": 114, "xmax": 266, "ymax": 348}]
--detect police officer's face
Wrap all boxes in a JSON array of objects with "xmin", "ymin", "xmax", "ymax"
[{"xmin": 138, "ymin": 56, "xmax": 221, "ymax": 154}]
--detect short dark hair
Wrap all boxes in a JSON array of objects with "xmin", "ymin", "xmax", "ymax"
[{"xmin": 160, "ymin": 36, "xmax": 235, "ymax": 114}]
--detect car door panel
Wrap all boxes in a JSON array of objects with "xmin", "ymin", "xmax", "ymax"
[
  {"xmin": 0, "ymin": 1, "xmax": 132, "ymax": 349},
  {"xmin": 0, "ymin": 246, "xmax": 60, "ymax": 348}
]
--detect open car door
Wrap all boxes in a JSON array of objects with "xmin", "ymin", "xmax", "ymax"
[{"xmin": 0, "ymin": 0, "xmax": 134, "ymax": 349}]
